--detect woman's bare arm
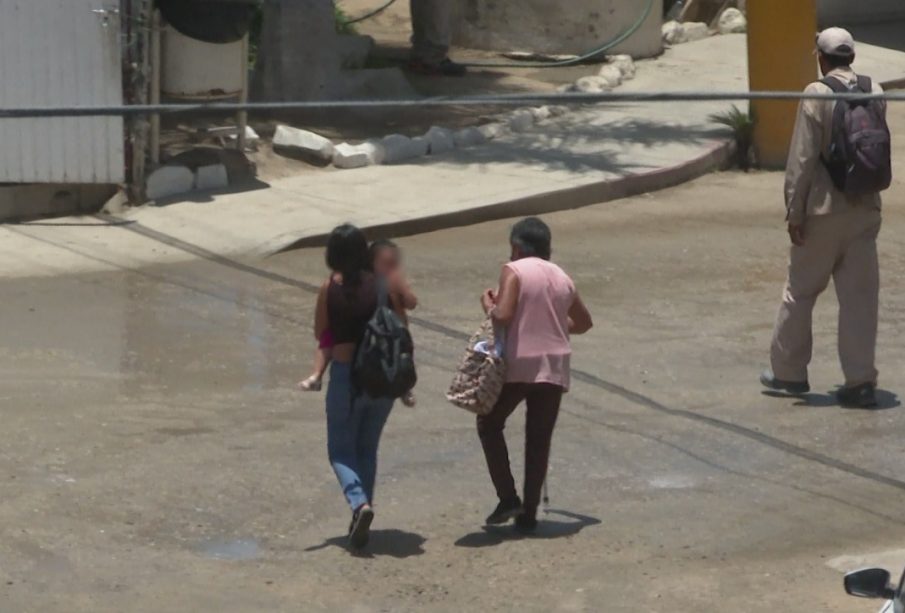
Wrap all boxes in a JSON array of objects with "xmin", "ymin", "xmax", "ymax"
[
  {"xmin": 568, "ymin": 290, "xmax": 593, "ymax": 335},
  {"xmin": 484, "ymin": 266, "xmax": 519, "ymax": 326},
  {"xmin": 314, "ymin": 279, "xmax": 330, "ymax": 339}
]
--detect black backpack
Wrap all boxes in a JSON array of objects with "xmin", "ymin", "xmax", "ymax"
[
  {"xmin": 353, "ymin": 279, "xmax": 417, "ymax": 399},
  {"xmin": 820, "ymin": 75, "xmax": 892, "ymax": 196}
]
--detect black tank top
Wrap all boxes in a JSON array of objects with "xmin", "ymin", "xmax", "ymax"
[{"xmin": 327, "ymin": 273, "xmax": 378, "ymax": 345}]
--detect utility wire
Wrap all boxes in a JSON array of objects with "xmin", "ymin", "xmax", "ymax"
[{"xmin": 0, "ymin": 90, "xmax": 900, "ymax": 119}]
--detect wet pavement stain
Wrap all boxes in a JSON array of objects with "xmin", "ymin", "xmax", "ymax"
[{"xmin": 198, "ymin": 538, "xmax": 262, "ymax": 561}]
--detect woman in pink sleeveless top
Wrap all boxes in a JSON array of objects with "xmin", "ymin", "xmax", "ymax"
[{"xmin": 478, "ymin": 217, "xmax": 593, "ymax": 533}]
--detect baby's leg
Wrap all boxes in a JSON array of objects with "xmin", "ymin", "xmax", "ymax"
[
  {"xmin": 313, "ymin": 346, "xmax": 332, "ymax": 379},
  {"xmin": 298, "ymin": 347, "xmax": 331, "ymax": 391}
]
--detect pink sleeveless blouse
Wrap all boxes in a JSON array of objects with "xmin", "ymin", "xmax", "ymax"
[{"xmin": 503, "ymin": 257, "xmax": 575, "ymax": 390}]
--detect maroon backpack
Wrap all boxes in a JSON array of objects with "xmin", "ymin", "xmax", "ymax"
[{"xmin": 820, "ymin": 75, "xmax": 892, "ymax": 196}]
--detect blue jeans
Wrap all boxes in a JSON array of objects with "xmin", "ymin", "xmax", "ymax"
[{"xmin": 326, "ymin": 362, "xmax": 394, "ymax": 511}]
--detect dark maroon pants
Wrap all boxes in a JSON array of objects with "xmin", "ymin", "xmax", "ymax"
[{"xmin": 477, "ymin": 382, "xmax": 563, "ymax": 519}]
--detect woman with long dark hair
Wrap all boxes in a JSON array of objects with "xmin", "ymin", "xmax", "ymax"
[{"xmin": 314, "ymin": 224, "xmax": 412, "ymax": 550}]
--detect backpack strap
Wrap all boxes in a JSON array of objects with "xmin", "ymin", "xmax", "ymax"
[
  {"xmin": 375, "ymin": 275, "xmax": 389, "ymax": 309},
  {"xmin": 857, "ymin": 75, "xmax": 872, "ymax": 94},
  {"xmin": 819, "ymin": 76, "xmax": 848, "ymax": 94}
]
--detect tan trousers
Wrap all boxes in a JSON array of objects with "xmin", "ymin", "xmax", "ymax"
[
  {"xmin": 770, "ymin": 207, "xmax": 882, "ymax": 387},
  {"xmin": 410, "ymin": 0, "xmax": 451, "ymax": 63}
]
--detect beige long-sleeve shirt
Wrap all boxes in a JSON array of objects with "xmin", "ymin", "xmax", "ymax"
[{"xmin": 784, "ymin": 67, "xmax": 884, "ymax": 225}]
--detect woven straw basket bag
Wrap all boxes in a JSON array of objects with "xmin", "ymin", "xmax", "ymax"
[{"xmin": 446, "ymin": 319, "xmax": 506, "ymax": 415}]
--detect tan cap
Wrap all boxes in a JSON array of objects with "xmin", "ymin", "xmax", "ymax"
[{"xmin": 816, "ymin": 27, "xmax": 855, "ymax": 57}]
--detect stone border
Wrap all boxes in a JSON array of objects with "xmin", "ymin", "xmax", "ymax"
[
  {"xmin": 662, "ymin": 7, "xmax": 747, "ymax": 46},
  {"xmin": 272, "ymin": 55, "xmax": 639, "ymax": 171}
]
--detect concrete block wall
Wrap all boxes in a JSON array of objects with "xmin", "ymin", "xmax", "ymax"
[{"xmin": 452, "ymin": 0, "xmax": 664, "ymax": 59}]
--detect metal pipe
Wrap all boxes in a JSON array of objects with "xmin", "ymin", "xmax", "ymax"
[
  {"xmin": 149, "ymin": 9, "xmax": 161, "ymax": 166},
  {"xmin": 0, "ymin": 89, "xmax": 902, "ymax": 119}
]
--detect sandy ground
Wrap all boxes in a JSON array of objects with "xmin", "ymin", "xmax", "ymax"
[{"xmin": 3, "ymin": 158, "xmax": 905, "ymax": 611}]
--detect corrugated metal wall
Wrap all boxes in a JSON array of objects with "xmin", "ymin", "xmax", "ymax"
[{"xmin": 0, "ymin": 0, "xmax": 125, "ymax": 184}]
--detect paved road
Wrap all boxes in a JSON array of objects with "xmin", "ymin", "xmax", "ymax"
[{"xmin": 3, "ymin": 164, "xmax": 905, "ymax": 611}]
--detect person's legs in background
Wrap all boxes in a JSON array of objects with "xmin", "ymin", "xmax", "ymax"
[
  {"xmin": 477, "ymin": 383, "xmax": 526, "ymax": 523},
  {"xmin": 409, "ymin": 0, "xmax": 466, "ymax": 76},
  {"xmin": 519, "ymin": 383, "xmax": 563, "ymax": 532}
]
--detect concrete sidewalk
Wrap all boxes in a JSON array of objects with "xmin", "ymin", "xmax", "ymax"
[{"xmin": 2, "ymin": 35, "xmax": 904, "ymax": 279}]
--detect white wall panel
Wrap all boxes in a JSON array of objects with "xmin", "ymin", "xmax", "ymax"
[{"xmin": 0, "ymin": 0, "xmax": 124, "ymax": 183}]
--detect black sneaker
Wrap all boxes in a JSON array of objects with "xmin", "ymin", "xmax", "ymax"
[
  {"xmin": 760, "ymin": 369, "xmax": 810, "ymax": 395},
  {"xmin": 407, "ymin": 58, "xmax": 467, "ymax": 77},
  {"xmin": 485, "ymin": 497, "xmax": 523, "ymax": 525},
  {"xmin": 349, "ymin": 504, "xmax": 374, "ymax": 550},
  {"xmin": 514, "ymin": 514, "xmax": 538, "ymax": 535},
  {"xmin": 836, "ymin": 383, "xmax": 878, "ymax": 408}
]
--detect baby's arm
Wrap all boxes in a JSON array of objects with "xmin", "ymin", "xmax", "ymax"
[{"xmin": 395, "ymin": 270, "xmax": 418, "ymax": 311}]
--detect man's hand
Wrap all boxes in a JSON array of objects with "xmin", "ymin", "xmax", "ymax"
[{"xmin": 788, "ymin": 223, "xmax": 805, "ymax": 246}]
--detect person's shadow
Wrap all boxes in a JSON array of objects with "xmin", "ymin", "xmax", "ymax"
[
  {"xmin": 454, "ymin": 509, "xmax": 601, "ymax": 548},
  {"xmin": 762, "ymin": 388, "xmax": 900, "ymax": 410},
  {"xmin": 304, "ymin": 529, "xmax": 426, "ymax": 559}
]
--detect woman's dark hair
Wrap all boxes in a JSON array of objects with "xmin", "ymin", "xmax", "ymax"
[
  {"xmin": 369, "ymin": 238, "xmax": 399, "ymax": 267},
  {"xmin": 510, "ymin": 217, "xmax": 552, "ymax": 260},
  {"xmin": 326, "ymin": 224, "xmax": 370, "ymax": 285},
  {"xmin": 821, "ymin": 51, "xmax": 854, "ymax": 69}
]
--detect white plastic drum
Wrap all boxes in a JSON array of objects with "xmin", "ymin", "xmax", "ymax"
[{"xmin": 162, "ymin": 24, "xmax": 245, "ymax": 99}]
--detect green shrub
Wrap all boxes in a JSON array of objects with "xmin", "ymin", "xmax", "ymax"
[{"xmin": 709, "ymin": 105, "xmax": 756, "ymax": 171}]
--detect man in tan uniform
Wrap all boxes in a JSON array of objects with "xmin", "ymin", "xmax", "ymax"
[
  {"xmin": 761, "ymin": 28, "xmax": 886, "ymax": 408},
  {"xmin": 408, "ymin": 0, "xmax": 466, "ymax": 76}
]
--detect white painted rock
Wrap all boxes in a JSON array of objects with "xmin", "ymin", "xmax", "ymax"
[
  {"xmin": 273, "ymin": 125, "xmax": 334, "ymax": 161},
  {"xmin": 662, "ymin": 20, "xmax": 683, "ymax": 45},
  {"xmin": 229, "ymin": 125, "xmax": 260, "ymax": 144},
  {"xmin": 453, "ymin": 126, "xmax": 487, "ymax": 148},
  {"xmin": 531, "ymin": 106, "xmax": 552, "ymax": 121},
  {"xmin": 146, "ymin": 165, "xmax": 194, "ymax": 201},
  {"xmin": 597, "ymin": 64, "xmax": 623, "ymax": 87},
  {"xmin": 574, "ymin": 76, "xmax": 612, "ymax": 94},
  {"xmin": 682, "ymin": 22, "xmax": 710, "ymax": 42},
  {"xmin": 380, "ymin": 134, "xmax": 429, "ymax": 164},
  {"xmin": 101, "ymin": 189, "xmax": 129, "ymax": 214},
  {"xmin": 424, "ymin": 126, "xmax": 455, "ymax": 154},
  {"xmin": 195, "ymin": 164, "xmax": 229, "ymax": 190},
  {"xmin": 609, "ymin": 54, "xmax": 636, "ymax": 80},
  {"xmin": 718, "ymin": 8, "xmax": 747, "ymax": 34},
  {"xmin": 506, "ymin": 109, "xmax": 536, "ymax": 132},
  {"xmin": 333, "ymin": 141, "xmax": 385, "ymax": 169},
  {"xmin": 477, "ymin": 122, "xmax": 506, "ymax": 140}
]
